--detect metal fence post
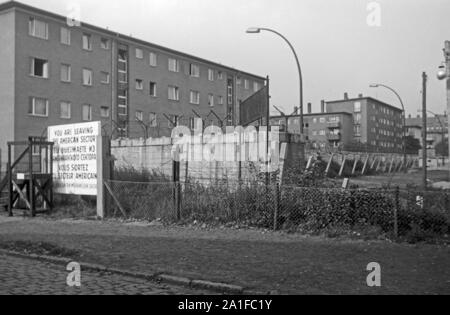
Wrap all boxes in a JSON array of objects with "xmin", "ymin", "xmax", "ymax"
[
  {"xmin": 394, "ymin": 186, "xmax": 400, "ymax": 239},
  {"xmin": 274, "ymin": 183, "xmax": 281, "ymax": 231}
]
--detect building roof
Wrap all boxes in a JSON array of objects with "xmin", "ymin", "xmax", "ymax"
[
  {"xmin": 326, "ymin": 96, "xmax": 403, "ymax": 113},
  {"xmin": 0, "ymin": 0, "xmax": 266, "ymax": 81}
]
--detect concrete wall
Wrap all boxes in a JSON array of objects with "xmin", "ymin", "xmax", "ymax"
[
  {"xmin": 111, "ymin": 132, "xmax": 303, "ymax": 184},
  {"xmin": 0, "ymin": 9, "xmax": 15, "ymax": 171}
]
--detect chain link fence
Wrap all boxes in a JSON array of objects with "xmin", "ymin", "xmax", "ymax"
[{"xmin": 105, "ymin": 179, "xmax": 450, "ymax": 243}]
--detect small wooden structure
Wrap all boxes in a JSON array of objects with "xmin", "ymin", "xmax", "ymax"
[{"xmin": 3, "ymin": 137, "xmax": 54, "ymax": 217}]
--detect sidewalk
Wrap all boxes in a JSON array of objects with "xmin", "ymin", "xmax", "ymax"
[{"xmin": 0, "ymin": 215, "xmax": 449, "ymax": 294}]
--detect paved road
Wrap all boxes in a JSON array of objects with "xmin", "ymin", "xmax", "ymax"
[{"xmin": 0, "ymin": 254, "xmax": 206, "ymax": 295}]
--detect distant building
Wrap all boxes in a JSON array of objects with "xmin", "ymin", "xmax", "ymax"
[
  {"xmin": 406, "ymin": 114, "xmax": 448, "ymax": 150},
  {"xmin": 271, "ymin": 94, "xmax": 404, "ymax": 153}
]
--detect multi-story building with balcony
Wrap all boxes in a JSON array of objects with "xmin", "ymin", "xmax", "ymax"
[
  {"xmin": 271, "ymin": 94, "xmax": 404, "ymax": 152},
  {"xmin": 406, "ymin": 114, "xmax": 449, "ymax": 150},
  {"xmin": 0, "ymin": 1, "xmax": 265, "ymax": 169}
]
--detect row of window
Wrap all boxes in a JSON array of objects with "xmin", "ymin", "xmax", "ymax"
[
  {"xmin": 29, "ymin": 17, "xmax": 262, "ymax": 93},
  {"xmin": 30, "ymin": 57, "xmax": 109, "ymax": 85},
  {"xmin": 28, "ymin": 97, "xmax": 108, "ymax": 121},
  {"xmin": 311, "ymin": 116, "xmax": 342, "ymax": 124}
]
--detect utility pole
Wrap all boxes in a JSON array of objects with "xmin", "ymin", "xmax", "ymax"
[
  {"xmin": 445, "ymin": 41, "xmax": 450, "ymax": 179},
  {"xmin": 422, "ymin": 72, "xmax": 428, "ymax": 190}
]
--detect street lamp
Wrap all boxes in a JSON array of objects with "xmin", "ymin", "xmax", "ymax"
[
  {"xmin": 370, "ymin": 84, "xmax": 407, "ymax": 172},
  {"xmin": 246, "ymin": 27, "xmax": 304, "ymax": 137}
]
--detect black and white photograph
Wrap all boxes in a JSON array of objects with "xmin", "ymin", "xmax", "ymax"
[{"xmin": 0, "ymin": 0, "xmax": 449, "ymax": 301}]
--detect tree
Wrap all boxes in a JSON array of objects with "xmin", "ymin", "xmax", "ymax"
[
  {"xmin": 404, "ymin": 136, "xmax": 422, "ymax": 154},
  {"xmin": 435, "ymin": 139, "xmax": 449, "ymax": 157}
]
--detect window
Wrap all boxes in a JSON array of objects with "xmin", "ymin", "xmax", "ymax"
[
  {"xmin": 168, "ymin": 58, "xmax": 179, "ymax": 72},
  {"xmin": 355, "ymin": 113, "xmax": 362, "ymax": 123},
  {"xmin": 218, "ymin": 72, "xmax": 223, "ymax": 80},
  {"xmin": 244, "ymin": 80, "xmax": 249, "ymax": 90},
  {"xmin": 354, "ymin": 102, "xmax": 361, "ymax": 113},
  {"xmin": 208, "ymin": 94, "xmax": 214, "ymax": 107},
  {"xmin": 82, "ymin": 105, "xmax": 92, "ymax": 121},
  {"xmin": 237, "ymin": 77, "xmax": 242, "ymax": 85},
  {"xmin": 168, "ymin": 86, "xmax": 180, "ymax": 101},
  {"xmin": 60, "ymin": 27, "xmax": 71, "ymax": 45},
  {"xmin": 82, "ymin": 69, "xmax": 93, "ymax": 86},
  {"xmin": 60, "ymin": 64, "xmax": 71, "ymax": 82},
  {"xmin": 29, "ymin": 97, "xmax": 48, "ymax": 117},
  {"xmin": 253, "ymin": 82, "xmax": 260, "ymax": 92},
  {"xmin": 118, "ymin": 49, "xmax": 127, "ymax": 62},
  {"xmin": 118, "ymin": 89, "xmax": 128, "ymax": 116},
  {"xmin": 60, "ymin": 102, "xmax": 71, "ymax": 119},
  {"xmin": 29, "ymin": 18, "xmax": 48, "ymax": 39},
  {"xmin": 149, "ymin": 113, "xmax": 157, "ymax": 127},
  {"xmin": 136, "ymin": 48, "xmax": 144, "ymax": 59},
  {"xmin": 190, "ymin": 91, "xmax": 200, "ymax": 105},
  {"xmin": 100, "ymin": 107, "xmax": 110, "ymax": 118},
  {"xmin": 100, "ymin": 38, "xmax": 110, "ymax": 49},
  {"xmin": 208, "ymin": 69, "xmax": 214, "ymax": 81},
  {"xmin": 218, "ymin": 96, "xmax": 224, "ymax": 105},
  {"xmin": 354, "ymin": 125, "xmax": 361, "ymax": 137},
  {"xmin": 135, "ymin": 79, "xmax": 144, "ymax": 90},
  {"xmin": 30, "ymin": 58, "xmax": 49, "ymax": 78},
  {"xmin": 319, "ymin": 117, "xmax": 326, "ymax": 123},
  {"xmin": 319, "ymin": 130, "xmax": 326, "ymax": 136},
  {"xmin": 82, "ymin": 33, "xmax": 92, "ymax": 51},
  {"xmin": 190, "ymin": 64, "xmax": 200, "ymax": 77},
  {"xmin": 135, "ymin": 111, "xmax": 144, "ymax": 121},
  {"xmin": 100, "ymin": 71, "xmax": 110, "ymax": 84},
  {"xmin": 149, "ymin": 82, "xmax": 157, "ymax": 97},
  {"xmin": 149, "ymin": 52, "xmax": 157, "ymax": 67}
]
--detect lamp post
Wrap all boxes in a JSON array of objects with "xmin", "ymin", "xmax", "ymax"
[
  {"xmin": 370, "ymin": 84, "xmax": 407, "ymax": 172},
  {"xmin": 246, "ymin": 27, "xmax": 304, "ymax": 137}
]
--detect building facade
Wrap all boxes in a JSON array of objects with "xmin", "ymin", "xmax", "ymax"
[
  {"xmin": 406, "ymin": 114, "xmax": 449, "ymax": 150},
  {"xmin": 0, "ymin": 1, "xmax": 265, "ymax": 169},
  {"xmin": 271, "ymin": 94, "xmax": 404, "ymax": 153}
]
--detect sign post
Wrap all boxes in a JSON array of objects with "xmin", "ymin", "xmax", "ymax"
[{"xmin": 48, "ymin": 121, "xmax": 105, "ymax": 218}]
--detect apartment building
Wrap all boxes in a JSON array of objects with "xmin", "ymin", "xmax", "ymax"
[
  {"xmin": 270, "ymin": 94, "xmax": 404, "ymax": 152},
  {"xmin": 406, "ymin": 114, "xmax": 449, "ymax": 150},
  {"xmin": 0, "ymin": 1, "xmax": 265, "ymax": 169},
  {"xmin": 326, "ymin": 94, "xmax": 404, "ymax": 152}
]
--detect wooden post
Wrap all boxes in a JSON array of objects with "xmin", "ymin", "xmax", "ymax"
[
  {"xmin": 96, "ymin": 132, "xmax": 105, "ymax": 218},
  {"xmin": 339, "ymin": 155, "xmax": 347, "ymax": 177},
  {"xmin": 394, "ymin": 186, "xmax": 399, "ymax": 238},
  {"xmin": 273, "ymin": 183, "xmax": 280, "ymax": 231},
  {"xmin": 325, "ymin": 153, "xmax": 334, "ymax": 176},
  {"xmin": 29, "ymin": 137, "xmax": 35, "ymax": 217},
  {"xmin": 351, "ymin": 155, "xmax": 358, "ymax": 175},
  {"xmin": 361, "ymin": 155, "xmax": 370, "ymax": 175}
]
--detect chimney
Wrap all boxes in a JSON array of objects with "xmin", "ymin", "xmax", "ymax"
[
  {"xmin": 294, "ymin": 106, "xmax": 299, "ymax": 115},
  {"xmin": 408, "ymin": 114, "xmax": 412, "ymax": 119},
  {"xmin": 358, "ymin": 93, "xmax": 363, "ymax": 98},
  {"xmin": 344, "ymin": 93, "xmax": 349, "ymax": 100},
  {"xmin": 417, "ymin": 114, "xmax": 420, "ymax": 118},
  {"xmin": 321, "ymin": 100, "xmax": 326, "ymax": 113},
  {"xmin": 307, "ymin": 103, "xmax": 312, "ymax": 114}
]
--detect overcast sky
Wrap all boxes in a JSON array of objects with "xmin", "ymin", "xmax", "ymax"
[{"xmin": 16, "ymin": 0, "xmax": 450, "ymax": 116}]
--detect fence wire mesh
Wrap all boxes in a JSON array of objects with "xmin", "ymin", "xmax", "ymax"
[{"xmin": 105, "ymin": 179, "xmax": 450, "ymax": 242}]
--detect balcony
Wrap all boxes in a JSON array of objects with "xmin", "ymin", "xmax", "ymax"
[
  {"xmin": 327, "ymin": 134, "xmax": 341, "ymax": 141},
  {"xmin": 327, "ymin": 121, "xmax": 341, "ymax": 129}
]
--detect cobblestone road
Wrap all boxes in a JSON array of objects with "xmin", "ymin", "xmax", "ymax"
[{"xmin": 0, "ymin": 254, "xmax": 207, "ymax": 295}]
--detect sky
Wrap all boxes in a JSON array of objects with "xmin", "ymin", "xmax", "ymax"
[{"xmin": 14, "ymin": 0, "xmax": 450, "ymax": 116}]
